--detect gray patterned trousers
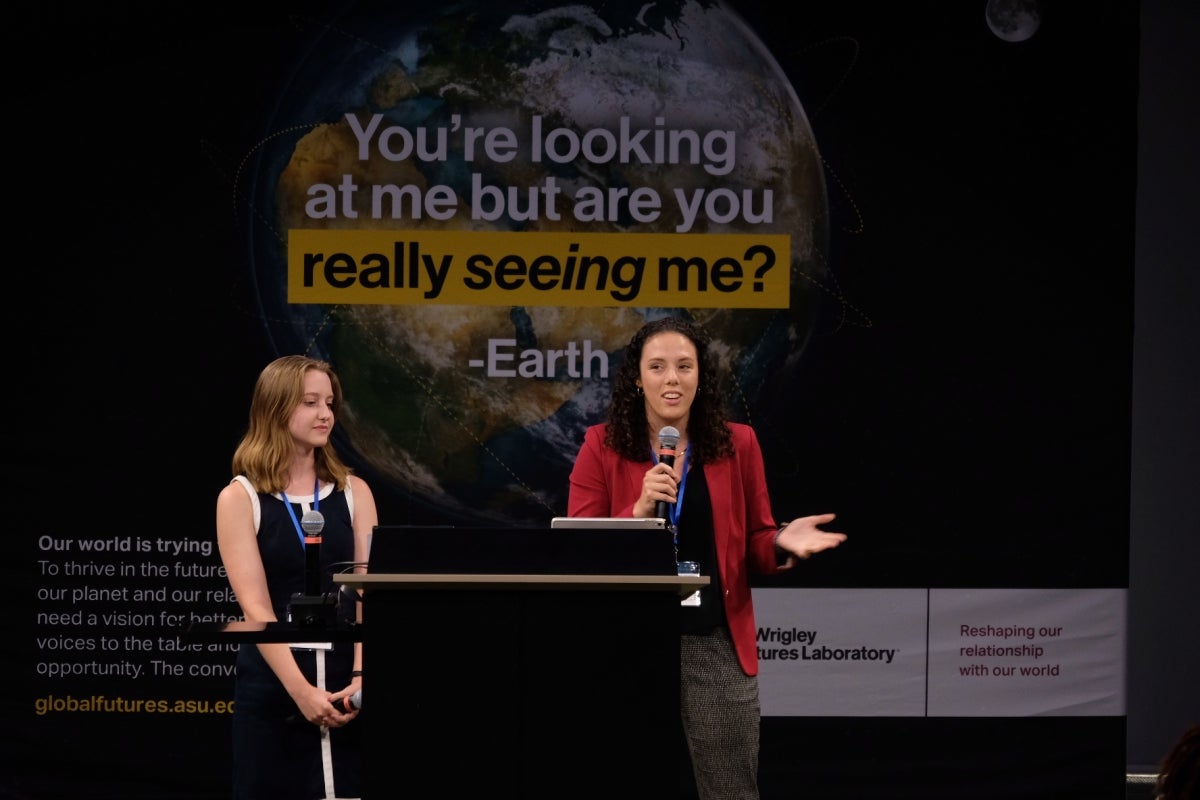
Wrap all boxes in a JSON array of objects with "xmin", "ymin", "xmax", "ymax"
[{"xmin": 680, "ymin": 626, "xmax": 761, "ymax": 800}]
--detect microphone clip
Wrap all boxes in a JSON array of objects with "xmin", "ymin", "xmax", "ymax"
[{"xmin": 287, "ymin": 591, "xmax": 340, "ymax": 628}]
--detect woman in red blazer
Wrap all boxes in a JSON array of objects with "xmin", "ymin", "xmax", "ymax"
[{"xmin": 568, "ymin": 316, "xmax": 846, "ymax": 800}]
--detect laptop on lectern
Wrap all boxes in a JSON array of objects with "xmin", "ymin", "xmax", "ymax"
[
  {"xmin": 368, "ymin": 519, "xmax": 675, "ymax": 576},
  {"xmin": 549, "ymin": 516, "xmax": 667, "ymax": 531}
]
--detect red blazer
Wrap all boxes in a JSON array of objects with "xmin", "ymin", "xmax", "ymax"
[{"xmin": 567, "ymin": 422, "xmax": 786, "ymax": 675}]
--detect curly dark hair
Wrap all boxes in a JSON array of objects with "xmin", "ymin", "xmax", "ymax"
[
  {"xmin": 1155, "ymin": 724, "xmax": 1200, "ymax": 800},
  {"xmin": 604, "ymin": 316, "xmax": 733, "ymax": 465}
]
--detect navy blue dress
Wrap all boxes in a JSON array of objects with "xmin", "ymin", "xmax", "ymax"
[{"xmin": 230, "ymin": 480, "xmax": 362, "ymax": 800}]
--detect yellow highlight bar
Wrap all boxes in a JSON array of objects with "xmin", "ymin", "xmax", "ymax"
[{"xmin": 287, "ymin": 229, "xmax": 790, "ymax": 308}]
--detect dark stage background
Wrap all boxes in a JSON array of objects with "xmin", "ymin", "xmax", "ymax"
[{"xmin": 5, "ymin": 1, "xmax": 1197, "ymax": 798}]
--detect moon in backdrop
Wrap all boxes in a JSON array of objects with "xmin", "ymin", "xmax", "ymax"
[{"xmin": 985, "ymin": 0, "xmax": 1041, "ymax": 42}]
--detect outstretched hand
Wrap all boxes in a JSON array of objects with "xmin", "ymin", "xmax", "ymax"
[{"xmin": 775, "ymin": 513, "xmax": 847, "ymax": 562}]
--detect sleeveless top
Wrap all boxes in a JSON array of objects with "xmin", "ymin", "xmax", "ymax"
[
  {"xmin": 232, "ymin": 476, "xmax": 357, "ymax": 622},
  {"xmin": 228, "ymin": 476, "xmax": 362, "ymax": 800}
]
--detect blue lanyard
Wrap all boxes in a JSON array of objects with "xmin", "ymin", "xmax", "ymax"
[
  {"xmin": 280, "ymin": 478, "xmax": 320, "ymax": 549},
  {"xmin": 652, "ymin": 443, "xmax": 690, "ymax": 528}
]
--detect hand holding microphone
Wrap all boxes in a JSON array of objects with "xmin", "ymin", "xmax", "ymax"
[
  {"xmin": 332, "ymin": 688, "xmax": 362, "ymax": 714},
  {"xmin": 654, "ymin": 426, "xmax": 680, "ymax": 522},
  {"xmin": 286, "ymin": 684, "xmax": 359, "ymax": 726}
]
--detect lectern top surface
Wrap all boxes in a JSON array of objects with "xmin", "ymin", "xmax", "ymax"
[
  {"xmin": 367, "ymin": 524, "xmax": 676, "ymax": 575},
  {"xmin": 549, "ymin": 516, "xmax": 666, "ymax": 530}
]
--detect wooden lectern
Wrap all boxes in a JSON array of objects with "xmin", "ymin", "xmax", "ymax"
[{"xmin": 334, "ymin": 524, "xmax": 706, "ymax": 800}]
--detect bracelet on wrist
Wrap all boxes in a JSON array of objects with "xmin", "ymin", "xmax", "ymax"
[{"xmin": 350, "ymin": 670, "xmax": 363, "ymax": 677}]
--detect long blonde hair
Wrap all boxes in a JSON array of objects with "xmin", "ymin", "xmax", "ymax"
[{"xmin": 231, "ymin": 355, "xmax": 352, "ymax": 493}]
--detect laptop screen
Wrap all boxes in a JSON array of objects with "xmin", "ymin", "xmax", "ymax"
[{"xmin": 368, "ymin": 523, "xmax": 676, "ymax": 575}]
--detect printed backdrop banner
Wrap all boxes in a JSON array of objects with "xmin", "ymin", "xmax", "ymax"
[{"xmin": 8, "ymin": 2, "xmax": 1136, "ymax": 798}]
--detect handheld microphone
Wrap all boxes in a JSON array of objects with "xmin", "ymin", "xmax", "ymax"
[
  {"xmin": 655, "ymin": 426, "xmax": 680, "ymax": 522},
  {"xmin": 287, "ymin": 688, "xmax": 361, "ymax": 723},
  {"xmin": 333, "ymin": 689, "xmax": 362, "ymax": 714},
  {"xmin": 301, "ymin": 509, "xmax": 325, "ymax": 598}
]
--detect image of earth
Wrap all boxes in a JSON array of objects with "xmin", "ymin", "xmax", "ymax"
[{"xmin": 244, "ymin": 0, "xmax": 829, "ymax": 524}]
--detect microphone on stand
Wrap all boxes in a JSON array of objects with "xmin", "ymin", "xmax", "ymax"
[
  {"xmin": 301, "ymin": 509, "xmax": 325, "ymax": 599},
  {"xmin": 655, "ymin": 426, "xmax": 680, "ymax": 522},
  {"xmin": 289, "ymin": 506, "xmax": 337, "ymax": 628}
]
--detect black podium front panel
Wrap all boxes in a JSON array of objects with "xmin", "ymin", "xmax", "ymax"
[{"xmin": 362, "ymin": 581, "xmax": 680, "ymax": 799}]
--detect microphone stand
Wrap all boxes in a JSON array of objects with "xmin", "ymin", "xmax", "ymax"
[{"xmin": 287, "ymin": 509, "xmax": 340, "ymax": 628}]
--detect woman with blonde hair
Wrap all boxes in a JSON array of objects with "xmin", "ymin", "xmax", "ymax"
[{"xmin": 216, "ymin": 355, "xmax": 377, "ymax": 799}]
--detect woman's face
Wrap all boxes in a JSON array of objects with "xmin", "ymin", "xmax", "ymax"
[
  {"xmin": 636, "ymin": 331, "xmax": 699, "ymax": 432},
  {"xmin": 289, "ymin": 368, "xmax": 335, "ymax": 450}
]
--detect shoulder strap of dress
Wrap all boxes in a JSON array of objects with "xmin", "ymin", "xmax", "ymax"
[
  {"xmin": 232, "ymin": 475, "xmax": 261, "ymax": 532},
  {"xmin": 345, "ymin": 476, "xmax": 356, "ymax": 522}
]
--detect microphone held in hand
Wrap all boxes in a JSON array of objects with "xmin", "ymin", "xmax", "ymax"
[
  {"xmin": 333, "ymin": 689, "xmax": 362, "ymax": 714},
  {"xmin": 655, "ymin": 426, "xmax": 680, "ymax": 521}
]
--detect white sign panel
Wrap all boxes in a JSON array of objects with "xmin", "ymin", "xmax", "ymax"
[
  {"xmin": 756, "ymin": 588, "xmax": 929, "ymax": 716},
  {"xmin": 754, "ymin": 588, "xmax": 1125, "ymax": 717},
  {"xmin": 926, "ymin": 588, "xmax": 1126, "ymax": 716}
]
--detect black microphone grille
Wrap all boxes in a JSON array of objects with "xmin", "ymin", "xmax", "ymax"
[
  {"xmin": 300, "ymin": 510, "xmax": 325, "ymax": 536},
  {"xmin": 658, "ymin": 426, "xmax": 680, "ymax": 450}
]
